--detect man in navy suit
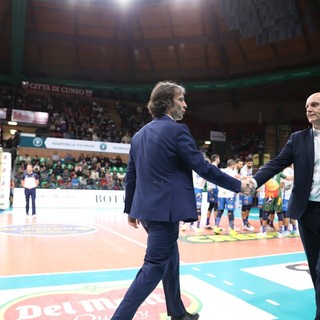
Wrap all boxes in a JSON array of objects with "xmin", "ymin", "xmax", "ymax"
[
  {"xmin": 252, "ymin": 92, "xmax": 320, "ymax": 320},
  {"xmin": 111, "ymin": 81, "xmax": 253, "ymax": 320}
]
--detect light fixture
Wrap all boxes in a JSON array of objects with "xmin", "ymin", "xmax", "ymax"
[
  {"xmin": 204, "ymin": 140, "xmax": 211, "ymax": 145},
  {"xmin": 8, "ymin": 121, "xmax": 18, "ymax": 126}
]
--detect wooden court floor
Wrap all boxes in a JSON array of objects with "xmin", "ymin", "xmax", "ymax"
[{"xmin": 0, "ymin": 207, "xmax": 314, "ymax": 320}]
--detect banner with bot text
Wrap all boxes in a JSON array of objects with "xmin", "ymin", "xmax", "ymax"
[{"xmin": 13, "ymin": 189, "xmax": 125, "ymax": 209}]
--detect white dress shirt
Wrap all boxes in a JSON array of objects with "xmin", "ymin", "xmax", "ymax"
[{"xmin": 309, "ymin": 128, "xmax": 320, "ymax": 202}]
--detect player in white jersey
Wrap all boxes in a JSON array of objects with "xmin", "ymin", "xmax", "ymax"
[
  {"xmin": 281, "ymin": 164, "xmax": 298, "ymax": 236},
  {"xmin": 206, "ymin": 154, "xmax": 220, "ymax": 229},
  {"xmin": 234, "ymin": 158, "xmax": 244, "ymax": 210},
  {"xmin": 181, "ymin": 158, "xmax": 209, "ymax": 231},
  {"xmin": 239, "ymin": 156, "xmax": 255, "ymax": 231},
  {"xmin": 214, "ymin": 159, "xmax": 241, "ymax": 235}
]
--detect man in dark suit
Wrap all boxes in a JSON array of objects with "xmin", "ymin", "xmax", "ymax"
[
  {"xmin": 111, "ymin": 81, "xmax": 252, "ymax": 320},
  {"xmin": 252, "ymin": 92, "xmax": 320, "ymax": 320}
]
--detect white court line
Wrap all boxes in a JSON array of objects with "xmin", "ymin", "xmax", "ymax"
[
  {"xmin": 206, "ymin": 273, "xmax": 216, "ymax": 278},
  {"xmin": 94, "ymin": 222, "xmax": 186, "ymax": 264},
  {"xmin": 94, "ymin": 222, "xmax": 147, "ymax": 249},
  {"xmin": 266, "ymin": 299, "xmax": 280, "ymax": 306},
  {"xmin": 195, "ymin": 251, "xmax": 305, "ymax": 265},
  {"xmin": 223, "ymin": 280, "xmax": 234, "ymax": 286},
  {"xmin": 242, "ymin": 289, "xmax": 254, "ymax": 295}
]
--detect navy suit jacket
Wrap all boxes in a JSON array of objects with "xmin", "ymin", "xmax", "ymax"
[
  {"xmin": 124, "ymin": 115, "xmax": 241, "ymax": 222},
  {"xmin": 253, "ymin": 128, "xmax": 315, "ymax": 219}
]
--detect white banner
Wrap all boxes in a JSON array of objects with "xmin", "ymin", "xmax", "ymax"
[
  {"xmin": 210, "ymin": 130, "xmax": 226, "ymax": 142},
  {"xmin": 12, "ymin": 109, "xmax": 49, "ymax": 125},
  {"xmin": 0, "ymin": 108, "xmax": 7, "ymax": 120},
  {"xmin": 43, "ymin": 137, "xmax": 131, "ymax": 154},
  {"xmin": 12, "ymin": 189, "xmax": 125, "ymax": 209}
]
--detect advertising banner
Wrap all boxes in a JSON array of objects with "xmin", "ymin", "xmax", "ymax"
[
  {"xmin": 22, "ymin": 82, "xmax": 93, "ymax": 97},
  {"xmin": 18, "ymin": 135, "xmax": 131, "ymax": 155},
  {"xmin": 210, "ymin": 130, "xmax": 226, "ymax": 142},
  {"xmin": 0, "ymin": 108, "xmax": 7, "ymax": 120},
  {"xmin": 12, "ymin": 189, "xmax": 125, "ymax": 209},
  {"xmin": 11, "ymin": 109, "xmax": 49, "ymax": 125}
]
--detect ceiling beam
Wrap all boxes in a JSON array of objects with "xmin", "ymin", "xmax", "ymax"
[
  {"xmin": 25, "ymin": 30, "xmax": 214, "ymax": 48},
  {"xmin": 11, "ymin": 0, "xmax": 27, "ymax": 82}
]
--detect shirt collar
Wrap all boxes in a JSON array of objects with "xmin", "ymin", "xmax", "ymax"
[
  {"xmin": 164, "ymin": 114, "xmax": 174, "ymax": 120},
  {"xmin": 313, "ymin": 128, "xmax": 320, "ymax": 137}
]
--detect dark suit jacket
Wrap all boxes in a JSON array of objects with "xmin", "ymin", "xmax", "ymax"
[
  {"xmin": 124, "ymin": 115, "xmax": 241, "ymax": 222},
  {"xmin": 253, "ymin": 128, "xmax": 314, "ymax": 219}
]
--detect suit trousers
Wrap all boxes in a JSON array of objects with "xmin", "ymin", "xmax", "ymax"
[
  {"xmin": 298, "ymin": 201, "xmax": 320, "ymax": 320},
  {"xmin": 111, "ymin": 220, "xmax": 186, "ymax": 320},
  {"xmin": 24, "ymin": 188, "xmax": 36, "ymax": 215}
]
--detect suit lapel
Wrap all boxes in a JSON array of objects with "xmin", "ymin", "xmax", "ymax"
[{"xmin": 305, "ymin": 129, "xmax": 314, "ymax": 177}]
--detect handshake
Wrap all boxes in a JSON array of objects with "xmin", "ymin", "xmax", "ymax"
[{"xmin": 240, "ymin": 177, "xmax": 257, "ymax": 196}]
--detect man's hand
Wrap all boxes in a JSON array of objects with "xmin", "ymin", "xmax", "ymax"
[
  {"xmin": 241, "ymin": 177, "xmax": 255, "ymax": 195},
  {"xmin": 128, "ymin": 216, "xmax": 139, "ymax": 228}
]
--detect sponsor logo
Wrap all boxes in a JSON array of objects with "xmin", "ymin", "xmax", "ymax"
[
  {"xmin": 32, "ymin": 137, "xmax": 43, "ymax": 148},
  {"xmin": 181, "ymin": 232, "xmax": 299, "ymax": 243},
  {"xmin": 1, "ymin": 285, "xmax": 200, "ymax": 320},
  {"xmin": 0, "ymin": 224, "xmax": 96, "ymax": 236},
  {"xmin": 99, "ymin": 143, "xmax": 107, "ymax": 151},
  {"xmin": 95, "ymin": 194, "xmax": 125, "ymax": 204},
  {"xmin": 286, "ymin": 262, "xmax": 310, "ymax": 275}
]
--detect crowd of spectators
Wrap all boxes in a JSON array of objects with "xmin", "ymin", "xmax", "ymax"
[
  {"xmin": 228, "ymin": 124, "xmax": 265, "ymax": 159},
  {"xmin": 1, "ymin": 84, "xmax": 270, "ymax": 191},
  {"xmin": 0, "ymin": 85, "xmax": 150, "ymax": 146},
  {"xmin": 14, "ymin": 152, "xmax": 127, "ymax": 190}
]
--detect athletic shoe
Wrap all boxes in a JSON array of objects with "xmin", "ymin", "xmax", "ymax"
[
  {"xmin": 266, "ymin": 225, "xmax": 275, "ymax": 231},
  {"xmin": 26, "ymin": 213, "xmax": 29, "ymax": 216},
  {"xmin": 181, "ymin": 224, "xmax": 187, "ymax": 231},
  {"xmin": 243, "ymin": 223, "xmax": 254, "ymax": 231},
  {"xmin": 257, "ymin": 232, "xmax": 267, "ymax": 238},
  {"xmin": 229, "ymin": 229, "xmax": 238, "ymax": 236},
  {"xmin": 205, "ymin": 224, "xmax": 213, "ymax": 230},
  {"xmin": 189, "ymin": 224, "xmax": 198, "ymax": 231},
  {"xmin": 283, "ymin": 231, "xmax": 290, "ymax": 237},
  {"xmin": 291, "ymin": 229, "xmax": 299, "ymax": 236},
  {"xmin": 277, "ymin": 232, "xmax": 283, "ymax": 239},
  {"xmin": 213, "ymin": 226, "xmax": 222, "ymax": 235}
]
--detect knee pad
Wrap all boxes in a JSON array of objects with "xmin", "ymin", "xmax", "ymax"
[
  {"xmin": 228, "ymin": 211, "xmax": 234, "ymax": 220},
  {"xmin": 217, "ymin": 210, "xmax": 223, "ymax": 218},
  {"xmin": 277, "ymin": 212, "xmax": 284, "ymax": 221},
  {"xmin": 262, "ymin": 211, "xmax": 269, "ymax": 221}
]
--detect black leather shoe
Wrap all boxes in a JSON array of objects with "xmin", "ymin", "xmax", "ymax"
[{"xmin": 171, "ymin": 311, "xmax": 199, "ymax": 320}]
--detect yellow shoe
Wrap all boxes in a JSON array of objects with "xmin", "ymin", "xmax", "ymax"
[
  {"xmin": 229, "ymin": 229, "xmax": 237, "ymax": 236},
  {"xmin": 213, "ymin": 226, "xmax": 221, "ymax": 235}
]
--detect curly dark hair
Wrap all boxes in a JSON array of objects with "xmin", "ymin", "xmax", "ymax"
[{"xmin": 147, "ymin": 81, "xmax": 186, "ymax": 118}]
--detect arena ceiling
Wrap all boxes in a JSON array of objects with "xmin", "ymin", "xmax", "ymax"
[{"xmin": 1, "ymin": 0, "xmax": 320, "ymax": 112}]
